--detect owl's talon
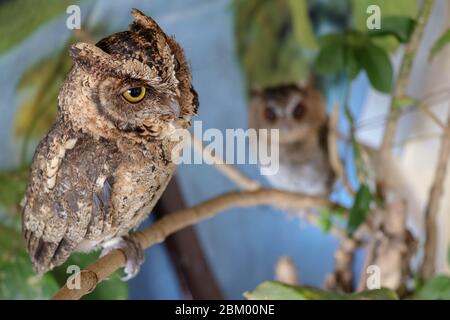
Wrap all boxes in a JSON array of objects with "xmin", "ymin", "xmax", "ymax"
[{"xmin": 101, "ymin": 234, "xmax": 145, "ymax": 281}]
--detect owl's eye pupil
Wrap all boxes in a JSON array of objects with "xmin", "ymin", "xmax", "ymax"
[
  {"xmin": 293, "ymin": 102, "xmax": 306, "ymax": 120},
  {"xmin": 128, "ymin": 87, "xmax": 142, "ymax": 98},
  {"xmin": 264, "ymin": 106, "xmax": 277, "ymax": 123},
  {"xmin": 122, "ymin": 86, "xmax": 146, "ymax": 103}
]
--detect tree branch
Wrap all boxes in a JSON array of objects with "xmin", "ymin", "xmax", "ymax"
[
  {"xmin": 325, "ymin": 237, "xmax": 357, "ymax": 293},
  {"xmin": 190, "ymin": 132, "xmax": 261, "ymax": 191},
  {"xmin": 378, "ymin": 0, "xmax": 435, "ymax": 189},
  {"xmin": 357, "ymin": 200, "xmax": 416, "ymax": 294},
  {"xmin": 190, "ymin": 131, "xmax": 348, "ymax": 238},
  {"xmin": 52, "ymin": 189, "xmax": 341, "ymax": 300},
  {"xmin": 420, "ymin": 111, "xmax": 450, "ymax": 279}
]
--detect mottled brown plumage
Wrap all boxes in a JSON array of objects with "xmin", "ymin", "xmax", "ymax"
[
  {"xmin": 249, "ymin": 83, "xmax": 334, "ymax": 196},
  {"xmin": 22, "ymin": 9, "xmax": 198, "ymax": 279}
]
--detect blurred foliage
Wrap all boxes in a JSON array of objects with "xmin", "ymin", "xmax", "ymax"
[
  {"xmin": 315, "ymin": 15, "xmax": 417, "ymax": 93},
  {"xmin": 0, "ymin": 0, "xmax": 74, "ymax": 54},
  {"xmin": 0, "ymin": 167, "xmax": 28, "ymax": 210},
  {"xmin": 416, "ymin": 275, "xmax": 450, "ymax": 300},
  {"xmin": 233, "ymin": 0, "xmax": 416, "ymax": 93},
  {"xmin": 368, "ymin": 16, "xmax": 416, "ymax": 44},
  {"xmin": 318, "ymin": 208, "xmax": 332, "ymax": 233},
  {"xmin": 232, "ymin": 0, "xmax": 449, "ymax": 302},
  {"xmin": 316, "ymin": 32, "xmax": 393, "ymax": 92},
  {"xmin": 351, "ymin": 0, "xmax": 418, "ymax": 51},
  {"xmin": 347, "ymin": 184, "xmax": 373, "ymax": 235},
  {"xmin": 233, "ymin": 0, "xmax": 316, "ymax": 89},
  {"xmin": 0, "ymin": 224, "xmax": 127, "ymax": 300},
  {"xmin": 287, "ymin": 0, "xmax": 318, "ymax": 50},
  {"xmin": 15, "ymin": 48, "xmax": 72, "ymax": 141},
  {"xmin": 0, "ymin": 225, "xmax": 59, "ymax": 299},
  {"xmin": 245, "ymin": 281, "xmax": 398, "ymax": 300},
  {"xmin": 430, "ymin": 29, "xmax": 450, "ymax": 61}
]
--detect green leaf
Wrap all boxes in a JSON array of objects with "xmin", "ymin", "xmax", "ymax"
[
  {"xmin": 319, "ymin": 208, "xmax": 332, "ymax": 233},
  {"xmin": 417, "ymin": 275, "xmax": 450, "ymax": 300},
  {"xmin": 315, "ymin": 35, "xmax": 345, "ymax": 75},
  {"xmin": 287, "ymin": 0, "xmax": 318, "ymax": 50},
  {"xmin": 352, "ymin": 288, "xmax": 399, "ymax": 300},
  {"xmin": 355, "ymin": 42, "xmax": 393, "ymax": 93},
  {"xmin": 51, "ymin": 251, "xmax": 128, "ymax": 300},
  {"xmin": 15, "ymin": 49, "xmax": 73, "ymax": 140},
  {"xmin": 352, "ymin": 0, "xmax": 418, "ymax": 30},
  {"xmin": 0, "ymin": 226, "xmax": 59, "ymax": 299},
  {"xmin": 352, "ymin": 0, "xmax": 418, "ymax": 51},
  {"xmin": 0, "ymin": 0, "xmax": 74, "ymax": 54},
  {"xmin": 244, "ymin": 281, "xmax": 398, "ymax": 300},
  {"xmin": 429, "ymin": 29, "xmax": 450, "ymax": 61},
  {"xmin": 244, "ymin": 281, "xmax": 339, "ymax": 300},
  {"xmin": 344, "ymin": 45, "xmax": 362, "ymax": 79},
  {"xmin": 347, "ymin": 184, "xmax": 373, "ymax": 235},
  {"xmin": 369, "ymin": 16, "xmax": 416, "ymax": 43}
]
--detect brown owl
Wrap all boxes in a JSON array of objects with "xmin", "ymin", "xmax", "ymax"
[
  {"xmin": 22, "ymin": 9, "xmax": 198, "ymax": 280},
  {"xmin": 249, "ymin": 83, "xmax": 334, "ymax": 196}
]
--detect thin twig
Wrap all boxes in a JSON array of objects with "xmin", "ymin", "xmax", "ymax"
[
  {"xmin": 419, "ymin": 103, "xmax": 448, "ymax": 131},
  {"xmin": 190, "ymin": 130, "xmax": 348, "ymax": 238},
  {"xmin": 328, "ymin": 104, "xmax": 354, "ymax": 195},
  {"xmin": 420, "ymin": 111, "xmax": 450, "ymax": 279},
  {"xmin": 378, "ymin": 0, "xmax": 435, "ymax": 189},
  {"xmin": 190, "ymin": 132, "xmax": 261, "ymax": 191},
  {"xmin": 52, "ymin": 189, "xmax": 340, "ymax": 300}
]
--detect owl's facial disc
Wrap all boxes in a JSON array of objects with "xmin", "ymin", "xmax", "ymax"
[
  {"xmin": 84, "ymin": 74, "xmax": 182, "ymax": 139},
  {"xmin": 250, "ymin": 84, "xmax": 327, "ymax": 145},
  {"xmin": 64, "ymin": 10, "xmax": 197, "ymax": 141}
]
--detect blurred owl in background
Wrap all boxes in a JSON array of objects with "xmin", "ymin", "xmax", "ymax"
[
  {"xmin": 249, "ymin": 83, "xmax": 334, "ymax": 197},
  {"xmin": 22, "ymin": 9, "xmax": 198, "ymax": 280}
]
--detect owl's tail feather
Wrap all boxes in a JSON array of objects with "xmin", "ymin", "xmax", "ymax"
[{"xmin": 24, "ymin": 229, "xmax": 74, "ymax": 275}]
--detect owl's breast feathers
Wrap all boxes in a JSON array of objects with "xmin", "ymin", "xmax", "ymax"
[{"xmin": 22, "ymin": 120, "xmax": 176, "ymax": 275}]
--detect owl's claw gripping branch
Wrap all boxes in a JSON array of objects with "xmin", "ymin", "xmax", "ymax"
[
  {"xmin": 100, "ymin": 235, "xmax": 145, "ymax": 281},
  {"xmin": 52, "ymin": 189, "xmax": 343, "ymax": 300}
]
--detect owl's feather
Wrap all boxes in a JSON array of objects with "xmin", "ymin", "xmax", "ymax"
[
  {"xmin": 22, "ymin": 9, "xmax": 197, "ymax": 275},
  {"xmin": 23, "ymin": 119, "xmax": 119, "ymax": 273}
]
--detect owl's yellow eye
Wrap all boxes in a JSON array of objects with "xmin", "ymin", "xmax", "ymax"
[{"xmin": 122, "ymin": 87, "xmax": 146, "ymax": 103}]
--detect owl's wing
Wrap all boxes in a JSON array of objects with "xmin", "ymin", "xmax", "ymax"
[{"xmin": 22, "ymin": 123, "xmax": 120, "ymax": 275}]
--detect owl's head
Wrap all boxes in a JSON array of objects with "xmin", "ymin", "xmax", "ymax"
[
  {"xmin": 59, "ymin": 9, "xmax": 198, "ymax": 141},
  {"xmin": 249, "ymin": 83, "xmax": 326, "ymax": 144}
]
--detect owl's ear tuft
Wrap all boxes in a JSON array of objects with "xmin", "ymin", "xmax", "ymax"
[
  {"xmin": 69, "ymin": 42, "xmax": 112, "ymax": 72},
  {"xmin": 69, "ymin": 45, "xmax": 82, "ymax": 57},
  {"xmin": 130, "ymin": 8, "xmax": 163, "ymax": 33}
]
